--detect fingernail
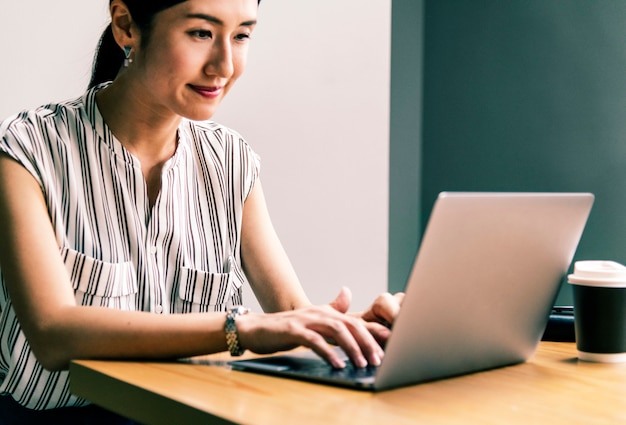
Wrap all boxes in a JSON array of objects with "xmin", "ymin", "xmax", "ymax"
[
  {"xmin": 371, "ymin": 354, "xmax": 381, "ymax": 367},
  {"xmin": 357, "ymin": 356, "xmax": 368, "ymax": 368},
  {"xmin": 333, "ymin": 359, "xmax": 346, "ymax": 369}
]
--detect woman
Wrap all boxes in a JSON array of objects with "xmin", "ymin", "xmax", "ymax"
[{"xmin": 0, "ymin": 0, "xmax": 402, "ymax": 421}]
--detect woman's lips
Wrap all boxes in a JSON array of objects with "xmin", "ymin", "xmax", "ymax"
[{"xmin": 190, "ymin": 85, "xmax": 223, "ymax": 99}]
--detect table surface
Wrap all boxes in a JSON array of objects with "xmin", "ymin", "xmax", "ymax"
[{"xmin": 70, "ymin": 342, "xmax": 626, "ymax": 425}]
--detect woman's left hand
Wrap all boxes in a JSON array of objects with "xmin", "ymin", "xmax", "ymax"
[{"xmin": 331, "ymin": 288, "xmax": 405, "ymax": 347}]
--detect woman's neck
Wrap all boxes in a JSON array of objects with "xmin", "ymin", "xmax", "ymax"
[
  {"xmin": 96, "ymin": 78, "xmax": 181, "ymax": 207},
  {"xmin": 98, "ymin": 80, "xmax": 181, "ymax": 152}
]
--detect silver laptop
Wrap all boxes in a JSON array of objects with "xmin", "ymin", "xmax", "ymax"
[{"xmin": 230, "ymin": 192, "xmax": 594, "ymax": 391}]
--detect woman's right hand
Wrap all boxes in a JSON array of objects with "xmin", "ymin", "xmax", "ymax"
[{"xmin": 235, "ymin": 288, "xmax": 384, "ymax": 369}]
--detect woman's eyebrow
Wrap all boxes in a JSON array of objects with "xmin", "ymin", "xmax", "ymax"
[{"xmin": 186, "ymin": 13, "xmax": 257, "ymax": 27}]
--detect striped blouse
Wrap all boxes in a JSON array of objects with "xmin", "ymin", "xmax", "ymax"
[{"xmin": 0, "ymin": 84, "xmax": 260, "ymax": 410}]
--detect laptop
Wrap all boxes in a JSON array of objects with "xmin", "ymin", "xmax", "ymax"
[{"xmin": 229, "ymin": 192, "xmax": 594, "ymax": 391}]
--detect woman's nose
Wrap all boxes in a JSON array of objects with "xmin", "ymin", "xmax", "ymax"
[{"xmin": 205, "ymin": 39, "xmax": 234, "ymax": 78}]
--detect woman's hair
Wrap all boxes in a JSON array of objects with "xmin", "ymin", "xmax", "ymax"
[{"xmin": 89, "ymin": 0, "xmax": 261, "ymax": 89}]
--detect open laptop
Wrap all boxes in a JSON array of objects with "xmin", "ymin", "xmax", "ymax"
[{"xmin": 229, "ymin": 192, "xmax": 594, "ymax": 391}]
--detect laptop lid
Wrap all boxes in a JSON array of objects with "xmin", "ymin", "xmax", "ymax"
[{"xmin": 230, "ymin": 192, "xmax": 594, "ymax": 391}]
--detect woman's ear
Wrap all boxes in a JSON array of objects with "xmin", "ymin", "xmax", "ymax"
[{"xmin": 109, "ymin": 0, "xmax": 137, "ymax": 50}]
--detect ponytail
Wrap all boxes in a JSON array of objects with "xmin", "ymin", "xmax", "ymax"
[{"xmin": 89, "ymin": 24, "xmax": 125, "ymax": 89}]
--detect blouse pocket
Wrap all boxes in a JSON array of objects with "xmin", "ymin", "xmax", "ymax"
[
  {"xmin": 176, "ymin": 260, "xmax": 244, "ymax": 313},
  {"xmin": 61, "ymin": 247, "xmax": 138, "ymax": 310}
]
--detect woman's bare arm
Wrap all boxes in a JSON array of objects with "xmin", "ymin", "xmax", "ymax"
[
  {"xmin": 0, "ymin": 156, "xmax": 384, "ymax": 370},
  {"xmin": 0, "ymin": 155, "xmax": 233, "ymax": 370},
  {"xmin": 240, "ymin": 179, "xmax": 311, "ymax": 312}
]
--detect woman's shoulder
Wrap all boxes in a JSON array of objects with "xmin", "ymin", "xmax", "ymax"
[
  {"xmin": 0, "ymin": 90, "xmax": 97, "ymax": 180},
  {"xmin": 181, "ymin": 119, "xmax": 257, "ymax": 153},
  {"xmin": 181, "ymin": 119, "xmax": 260, "ymax": 170},
  {"xmin": 183, "ymin": 119, "xmax": 246, "ymax": 140},
  {"xmin": 1, "ymin": 93, "xmax": 88, "ymax": 137}
]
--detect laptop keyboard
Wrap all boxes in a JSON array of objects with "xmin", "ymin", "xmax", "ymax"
[
  {"xmin": 229, "ymin": 348, "xmax": 380, "ymax": 388},
  {"xmin": 292, "ymin": 361, "xmax": 378, "ymax": 380}
]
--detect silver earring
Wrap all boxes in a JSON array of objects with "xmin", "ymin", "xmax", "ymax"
[{"xmin": 123, "ymin": 46, "xmax": 133, "ymax": 67}]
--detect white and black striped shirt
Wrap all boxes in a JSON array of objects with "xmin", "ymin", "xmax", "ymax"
[{"xmin": 0, "ymin": 84, "xmax": 260, "ymax": 410}]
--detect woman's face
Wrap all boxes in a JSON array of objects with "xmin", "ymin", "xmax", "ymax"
[{"xmin": 131, "ymin": 0, "xmax": 257, "ymax": 121}]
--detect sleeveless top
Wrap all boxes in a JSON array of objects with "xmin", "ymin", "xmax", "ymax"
[{"xmin": 0, "ymin": 84, "xmax": 260, "ymax": 409}]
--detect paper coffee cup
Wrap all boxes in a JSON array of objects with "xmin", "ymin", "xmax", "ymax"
[{"xmin": 568, "ymin": 260, "xmax": 626, "ymax": 363}]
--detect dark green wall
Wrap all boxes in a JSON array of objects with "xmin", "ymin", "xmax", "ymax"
[
  {"xmin": 389, "ymin": 0, "xmax": 425, "ymax": 294},
  {"xmin": 391, "ymin": 1, "xmax": 626, "ymax": 304}
]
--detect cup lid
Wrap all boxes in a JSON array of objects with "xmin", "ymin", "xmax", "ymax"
[{"xmin": 568, "ymin": 260, "xmax": 626, "ymax": 287}]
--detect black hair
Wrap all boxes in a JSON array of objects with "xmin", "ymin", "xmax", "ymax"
[{"xmin": 89, "ymin": 0, "xmax": 261, "ymax": 89}]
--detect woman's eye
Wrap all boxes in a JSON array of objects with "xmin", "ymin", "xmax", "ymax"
[
  {"xmin": 190, "ymin": 30, "xmax": 212, "ymax": 40},
  {"xmin": 235, "ymin": 33, "xmax": 251, "ymax": 41}
]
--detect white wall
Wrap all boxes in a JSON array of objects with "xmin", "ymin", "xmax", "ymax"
[
  {"xmin": 215, "ymin": 0, "xmax": 390, "ymax": 311},
  {"xmin": 0, "ymin": 1, "xmax": 110, "ymax": 120},
  {"xmin": 0, "ymin": 0, "xmax": 390, "ymax": 312}
]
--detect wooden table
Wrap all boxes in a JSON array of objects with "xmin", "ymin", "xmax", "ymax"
[{"xmin": 69, "ymin": 342, "xmax": 626, "ymax": 424}]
